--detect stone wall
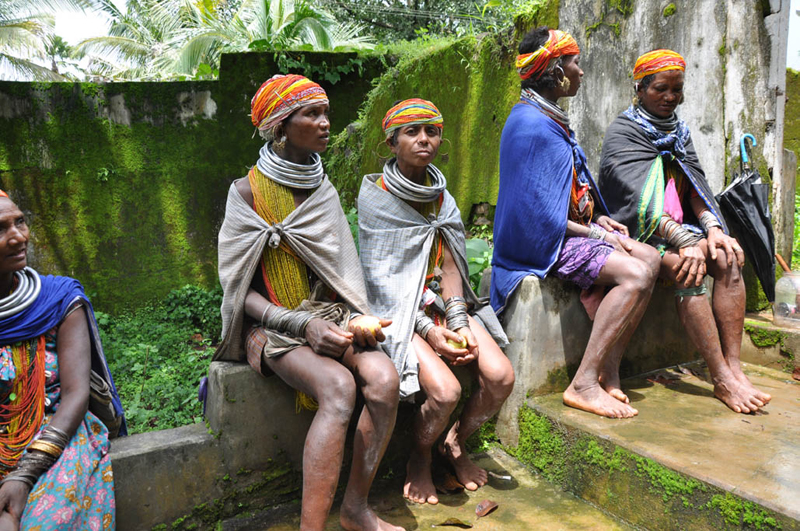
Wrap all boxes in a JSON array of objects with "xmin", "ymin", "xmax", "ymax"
[{"xmin": 0, "ymin": 53, "xmax": 386, "ymax": 311}]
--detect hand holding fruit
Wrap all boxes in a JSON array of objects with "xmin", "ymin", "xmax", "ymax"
[
  {"xmin": 449, "ymin": 327, "xmax": 478, "ymax": 366},
  {"xmin": 348, "ymin": 315, "xmax": 392, "ymax": 347}
]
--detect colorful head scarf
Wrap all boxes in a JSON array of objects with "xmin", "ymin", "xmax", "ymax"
[
  {"xmin": 382, "ymin": 98, "xmax": 443, "ymax": 138},
  {"xmin": 633, "ymin": 49, "xmax": 686, "ymax": 81},
  {"xmin": 516, "ymin": 29, "xmax": 580, "ymax": 80},
  {"xmin": 250, "ymin": 74, "xmax": 329, "ymax": 133},
  {"xmin": 0, "ymin": 190, "xmax": 7, "ymax": 199}
]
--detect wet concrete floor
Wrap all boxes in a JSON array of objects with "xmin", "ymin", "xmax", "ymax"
[
  {"xmin": 532, "ymin": 362, "xmax": 800, "ymax": 520},
  {"xmin": 233, "ymin": 448, "xmax": 632, "ymax": 530}
]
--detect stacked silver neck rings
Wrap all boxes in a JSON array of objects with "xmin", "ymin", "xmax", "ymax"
[
  {"xmin": 635, "ymin": 105, "xmax": 678, "ymax": 133},
  {"xmin": 256, "ymin": 141, "xmax": 325, "ymax": 189},
  {"xmin": 382, "ymin": 158, "xmax": 447, "ymax": 203},
  {"xmin": 0, "ymin": 267, "xmax": 41, "ymax": 319},
  {"xmin": 521, "ymin": 88, "xmax": 570, "ymax": 128}
]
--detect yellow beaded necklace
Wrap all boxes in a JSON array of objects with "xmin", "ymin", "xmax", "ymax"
[{"xmin": 248, "ymin": 166, "xmax": 311, "ymax": 310}]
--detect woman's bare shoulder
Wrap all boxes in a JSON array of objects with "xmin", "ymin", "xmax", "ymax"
[{"xmin": 234, "ymin": 177, "xmax": 254, "ymax": 207}]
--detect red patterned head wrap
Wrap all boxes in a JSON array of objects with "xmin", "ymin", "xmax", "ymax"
[
  {"xmin": 0, "ymin": 190, "xmax": 7, "ymax": 199},
  {"xmin": 250, "ymin": 74, "xmax": 329, "ymax": 133},
  {"xmin": 633, "ymin": 49, "xmax": 686, "ymax": 81},
  {"xmin": 516, "ymin": 29, "xmax": 580, "ymax": 80},
  {"xmin": 382, "ymin": 98, "xmax": 443, "ymax": 139}
]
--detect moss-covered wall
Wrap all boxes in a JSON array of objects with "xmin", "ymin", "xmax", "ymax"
[
  {"xmin": 787, "ymin": 68, "xmax": 800, "ymax": 192},
  {"xmin": 0, "ymin": 52, "xmax": 386, "ymax": 311}
]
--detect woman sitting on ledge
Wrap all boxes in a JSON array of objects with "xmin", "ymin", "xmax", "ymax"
[
  {"xmin": 214, "ymin": 74, "xmax": 401, "ymax": 531},
  {"xmin": 0, "ymin": 190, "xmax": 124, "ymax": 530},
  {"xmin": 598, "ymin": 50, "xmax": 771, "ymax": 414},
  {"xmin": 491, "ymin": 27, "xmax": 662, "ymax": 419},
  {"xmin": 358, "ymin": 99, "xmax": 513, "ymax": 505}
]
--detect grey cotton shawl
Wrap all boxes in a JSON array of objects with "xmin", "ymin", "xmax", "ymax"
[
  {"xmin": 358, "ymin": 174, "xmax": 508, "ymax": 398},
  {"xmin": 215, "ymin": 177, "xmax": 372, "ymax": 362}
]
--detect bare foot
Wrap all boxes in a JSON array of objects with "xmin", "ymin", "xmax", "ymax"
[
  {"xmin": 727, "ymin": 360, "xmax": 772, "ymax": 404},
  {"xmin": 713, "ymin": 378, "xmax": 765, "ymax": 414},
  {"xmin": 440, "ymin": 437, "xmax": 487, "ymax": 491},
  {"xmin": 340, "ymin": 501, "xmax": 404, "ymax": 531},
  {"xmin": 598, "ymin": 370, "xmax": 629, "ymax": 404},
  {"xmin": 403, "ymin": 451, "xmax": 438, "ymax": 504},
  {"xmin": 563, "ymin": 382, "xmax": 638, "ymax": 418}
]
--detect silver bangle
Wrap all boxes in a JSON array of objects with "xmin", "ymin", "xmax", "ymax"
[
  {"xmin": 587, "ymin": 225, "xmax": 606, "ymax": 240},
  {"xmin": 698, "ymin": 210, "xmax": 722, "ymax": 233},
  {"xmin": 261, "ymin": 303, "xmax": 315, "ymax": 338},
  {"xmin": 415, "ymin": 310, "xmax": 436, "ymax": 339},
  {"xmin": 444, "ymin": 297, "xmax": 469, "ymax": 332}
]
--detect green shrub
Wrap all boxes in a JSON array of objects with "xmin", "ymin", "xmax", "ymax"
[{"xmin": 97, "ymin": 285, "xmax": 222, "ymax": 434}]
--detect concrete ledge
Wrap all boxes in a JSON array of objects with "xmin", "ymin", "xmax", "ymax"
[
  {"xmin": 493, "ymin": 273, "xmax": 705, "ymax": 445},
  {"xmin": 111, "ymin": 424, "xmax": 225, "ymax": 530},
  {"xmin": 741, "ymin": 314, "xmax": 797, "ymax": 371},
  {"xmin": 205, "ymin": 362, "xmax": 315, "ymax": 470}
]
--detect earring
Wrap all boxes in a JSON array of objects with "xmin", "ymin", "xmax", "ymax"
[
  {"xmin": 559, "ymin": 76, "xmax": 571, "ymax": 91},
  {"xmin": 373, "ymin": 139, "xmax": 393, "ymax": 162},
  {"xmin": 437, "ymin": 138, "xmax": 452, "ymax": 163},
  {"xmin": 632, "ymin": 95, "xmax": 639, "ymax": 106},
  {"xmin": 274, "ymin": 135, "xmax": 287, "ymax": 151}
]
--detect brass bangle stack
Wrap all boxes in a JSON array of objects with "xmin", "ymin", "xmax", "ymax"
[
  {"xmin": 1, "ymin": 426, "xmax": 68, "ymax": 489},
  {"xmin": 444, "ymin": 296, "xmax": 469, "ymax": 332}
]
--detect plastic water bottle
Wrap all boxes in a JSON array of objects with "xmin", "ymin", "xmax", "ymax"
[{"xmin": 772, "ymin": 272, "xmax": 800, "ymax": 328}]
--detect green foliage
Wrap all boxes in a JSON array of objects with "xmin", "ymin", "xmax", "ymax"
[
  {"xmin": 662, "ymin": 3, "xmax": 676, "ymax": 17},
  {"xmin": 708, "ymin": 493, "xmax": 780, "ymax": 529},
  {"xmin": 509, "ymin": 405, "xmax": 567, "ymax": 483},
  {"xmin": 345, "ymin": 206, "xmax": 359, "ymax": 252},
  {"xmin": 98, "ymin": 284, "xmax": 222, "ymax": 434},
  {"xmin": 465, "ymin": 237, "xmax": 492, "ymax": 293},
  {"xmin": 465, "ymin": 415, "xmax": 498, "ymax": 453}
]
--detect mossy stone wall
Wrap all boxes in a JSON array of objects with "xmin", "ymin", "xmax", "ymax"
[
  {"xmin": 787, "ymin": 68, "xmax": 800, "ymax": 192},
  {"xmin": 0, "ymin": 53, "xmax": 386, "ymax": 312}
]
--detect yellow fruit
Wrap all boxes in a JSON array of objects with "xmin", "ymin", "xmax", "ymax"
[
  {"xmin": 358, "ymin": 316, "xmax": 381, "ymax": 334},
  {"xmin": 447, "ymin": 336, "xmax": 468, "ymax": 349}
]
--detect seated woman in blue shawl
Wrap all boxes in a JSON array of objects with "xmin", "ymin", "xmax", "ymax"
[
  {"xmin": 0, "ymin": 190, "xmax": 124, "ymax": 530},
  {"xmin": 492, "ymin": 27, "xmax": 662, "ymax": 419},
  {"xmin": 597, "ymin": 50, "xmax": 771, "ymax": 414}
]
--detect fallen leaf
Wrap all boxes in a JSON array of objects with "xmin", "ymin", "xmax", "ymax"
[
  {"xmin": 793, "ymin": 366, "xmax": 800, "ymax": 381},
  {"xmin": 433, "ymin": 518, "xmax": 473, "ymax": 528},
  {"xmin": 434, "ymin": 470, "xmax": 464, "ymax": 494},
  {"xmin": 475, "ymin": 499, "xmax": 499, "ymax": 517}
]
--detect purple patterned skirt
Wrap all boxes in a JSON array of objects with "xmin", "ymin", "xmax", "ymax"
[{"xmin": 551, "ymin": 228, "xmax": 616, "ymax": 290}]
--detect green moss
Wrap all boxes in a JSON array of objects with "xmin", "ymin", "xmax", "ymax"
[
  {"xmin": 509, "ymin": 405, "xmax": 567, "ymax": 483},
  {"xmin": 744, "ymin": 322, "xmax": 785, "ymax": 348},
  {"xmin": 708, "ymin": 493, "xmax": 781, "ymax": 529},
  {"xmin": 786, "ymin": 70, "xmax": 800, "ymax": 195},
  {"xmin": 585, "ymin": 0, "xmax": 634, "ymax": 38},
  {"xmin": 662, "ymin": 3, "xmax": 676, "ymax": 17},
  {"xmin": 632, "ymin": 455, "xmax": 704, "ymax": 501},
  {"xmin": 580, "ymin": 439, "xmax": 627, "ymax": 473},
  {"xmin": 513, "ymin": 0, "xmax": 560, "ymax": 39}
]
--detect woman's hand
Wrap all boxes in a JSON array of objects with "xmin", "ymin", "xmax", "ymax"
[
  {"xmin": 604, "ymin": 233, "xmax": 633, "ymax": 255},
  {"xmin": 425, "ymin": 326, "xmax": 471, "ymax": 363},
  {"xmin": 348, "ymin": 316, "xmax": 392, "ymax": 347},
  {"xmin": 450, "ymin": 327, "xmax": 479, "ymax": 366},
  {"xmin": 674, "ymin": 244, "xmax": 707, "ymax": 287},
  {"xmin": 0, "ymin": 481, "xmax": 31, "ymax": 530},
  {"xmin": 304, "ymin": 318, "xmax": 353, "ymax": 358},
  {"xmin": 706, "ymin": 227, "xmax": 745, "ymax": 267},
  {"xmin": 595, "ymin": 215, "xmax": 629, "ymax": 237}
]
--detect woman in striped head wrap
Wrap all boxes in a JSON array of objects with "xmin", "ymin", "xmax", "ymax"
[
  {"xmin": 598, "ymin": 51, "xmax": 771, "ymax": 414},
  {"xmin": 494, "ymin": 27, "xmax": 663, "ymax": 420},
  {"xmin": 358, "ymin": 99, "xmax": 512, "ymax": 504},
  {"xmin": 217, "ymin": 74, "xmax": 403, "ymax": 530}
]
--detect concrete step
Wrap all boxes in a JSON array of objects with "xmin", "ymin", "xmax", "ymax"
[
  {"xmin": 223, "ymin": 448, "xmax": 634, "ymax": 530},
  {"xmin": 741, "ymin": 312, "xmax": 799, "ymax": 372},
  {"xmin": 518, "ymin": 362, "xmax": 799, "ymax": 530}
]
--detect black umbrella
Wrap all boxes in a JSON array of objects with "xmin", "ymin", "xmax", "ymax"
[{"xmin": 715, "ymin": 134, "xmax": 776, "ymax": 301}]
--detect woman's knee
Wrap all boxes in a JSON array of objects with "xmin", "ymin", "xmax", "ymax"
[
  {"xmin": 481, "ymin": 356, "xmax": 515, "ymax": 400},
  {"xmin": 425, "ymin": 377, "xmax": 462, "ymax": 412},
  {"xmin": 622, "ymin": 257, "xmax": 657, "ymax": 292},
  {"xmin": 360, "ymin": 356, "xmax": 400, "ymax": 406},
  {"xmin": 316, "ymin": 368, "xmax": 357, "ymax": 419}
]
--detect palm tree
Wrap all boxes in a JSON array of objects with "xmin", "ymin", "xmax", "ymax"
[
  {"xmin": 74, "ymin": 0, "xmax": 374, "ymax": 80},
  {"xmin": 0, "ymin": 0, "xmax": 98, "ymax": 80}
]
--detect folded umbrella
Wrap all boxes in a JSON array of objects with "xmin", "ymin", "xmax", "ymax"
[{"xmin": 715, "ymin": 134, "xmax": 776, "ymax": 301}]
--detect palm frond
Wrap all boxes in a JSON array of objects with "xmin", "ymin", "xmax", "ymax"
[{"xmin": 0, "ymin": 52, "xmax": 67, "ymax": 80}]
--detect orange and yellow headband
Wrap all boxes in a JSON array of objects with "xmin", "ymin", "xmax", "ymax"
[
  {"xmin": 633, "ymin": 49, "xmax": 685, "ymax": 81},
  {"xmin": 382, "ymin": 98, "xmax": 443, "ymax": 138},
  {"xmin": 516, "ymin": 29, "xmax": 580, "ymax": 80},
  {"xmin": 0, "ymin": 190, "xmax": 7, "ymax": 199},
  {"xmin": 250, "ymin": 74, "xmax": 329, "ymax": 132}
]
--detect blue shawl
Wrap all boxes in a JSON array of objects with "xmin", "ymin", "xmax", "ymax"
[
  {"xmin": 0, "ymin": 274, "xmax": 126, "ymax": 436},
  {"xmin": 491, "ymin": 102, "xmax": 609, "ymax": 313}
]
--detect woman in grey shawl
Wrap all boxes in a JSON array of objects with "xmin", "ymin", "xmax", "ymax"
[
  {"xmin": 216, "ymin": 74, "xmax": 402, "ymax": 531},
  {"xmin": 358, "ymin": 98, "xmax": 513, "ymax": 506}
]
